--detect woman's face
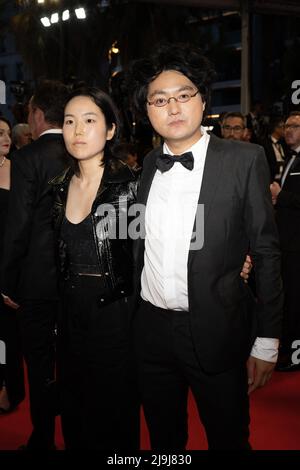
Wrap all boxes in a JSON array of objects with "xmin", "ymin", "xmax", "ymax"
[
  {"xmin": 0, "ymin": 120, "xmax": 11, "ymax": 157},
  {"xmin": 63, "ymin": 95, "xmax": 115, "ymax": 163}
]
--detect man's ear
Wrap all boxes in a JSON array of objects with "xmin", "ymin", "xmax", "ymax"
[{"xmin": 35, "ymin": 107, "xmax": 45, "ymax": 126}]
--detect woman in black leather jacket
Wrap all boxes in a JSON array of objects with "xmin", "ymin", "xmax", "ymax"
[{"xmin": 51, "ymin": 87, "xmax": 139, "ymax": 450}]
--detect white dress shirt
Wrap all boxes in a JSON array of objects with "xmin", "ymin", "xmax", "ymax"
[{"xmin": 141, "ymin": 129, "xmax": 278, "ymax": 362}]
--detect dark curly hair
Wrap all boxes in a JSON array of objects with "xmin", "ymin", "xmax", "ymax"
[{"xmin": 125, "ymin": 42, "xmax": 216, "ymax": 119}]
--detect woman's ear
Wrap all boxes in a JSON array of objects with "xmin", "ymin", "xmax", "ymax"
[{"xmin": 107, "ymin": 123, "xmax": 116, "ymax": 141}]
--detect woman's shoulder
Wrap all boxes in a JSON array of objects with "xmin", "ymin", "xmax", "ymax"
[
  {"xmin": 105, "ymin": 158, "xmax": 138, "ymax": 183},
  {"xmin": 49, "ymin": 167, "xmax": 73, "ymax": 186}
]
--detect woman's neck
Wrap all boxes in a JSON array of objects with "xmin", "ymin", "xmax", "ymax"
[{"xmin": 77, "ymin": 158, "xmax": 104, "ymax": 185}]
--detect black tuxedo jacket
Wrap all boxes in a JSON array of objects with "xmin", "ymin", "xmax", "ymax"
[
  {"xmin": 261, "ymin": 136, "xmax": 289, "ymax": 182},
  {"xmin": 134, "ymin": 134, "xmax": 283, "ymax": 373},
  {"xmin": 1, "ymin": 133, "xmax": 68, "ymax": 302},
  {"xmin": 276, "ymin": 153, "xmax": 300, "ymax": 251}
]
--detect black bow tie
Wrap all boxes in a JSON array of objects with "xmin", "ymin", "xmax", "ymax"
[
  {"xmin": 288, "ymin": 148, "xmax": 300, "ymax": 158},
  {"xmin": 156, "ymin": 152, "xmax": 194, "ymax": 173}
]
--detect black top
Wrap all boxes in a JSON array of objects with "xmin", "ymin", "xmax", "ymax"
[{"xmin": 61, "ymin": 214, "xmax": 100, "ymax": 275}]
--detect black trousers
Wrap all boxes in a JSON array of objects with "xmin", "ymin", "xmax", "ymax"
[
  {"xmin": 134, "ymin": 300, "xmax": 250, "ymax": 450},
  {"xmin": 281, "ymin": 251, "xmax": 300, "ymax": 355},
  {"xmin": 57, "ymin": 276, "xmax": 140, "ymax": 450},
  {"xmin": 0, "ymin": 297, "xmax": 25, "ymax": 408},
  {"xmin": 19, "ymin": 299, "xmax": 58, "ymax": 449}
]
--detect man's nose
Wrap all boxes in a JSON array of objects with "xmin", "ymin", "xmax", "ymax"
[{"xmin": 167, "ymin": 98, "xmax": 181, "ymax": 114}]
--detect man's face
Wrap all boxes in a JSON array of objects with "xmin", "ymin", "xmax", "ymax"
[
  {"xmin": 284, "ymin": 115, "xmax": 300, "ymax": 150},
  {"xmin": 274, "ymin": 121, "xmax": 285, "ymax": 140},
  {"xmin": 146, "ymin": 70, "xmax": 204, "ymax": 153},
  {"xmin": 221, "ymin": 117, "xmax": 247, "ymax": 141}
]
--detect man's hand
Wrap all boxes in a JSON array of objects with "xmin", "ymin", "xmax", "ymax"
[
  {"xmin": 270, "ymin": 181, "xmax": 281, "ymax": 205},
  {"xmin": 247, "ymin": 356, "xmax": 275, "ymax": 394},
  {"xmin": 1, "ymin": 293, "xmax": 20, "ymax": 309},
  {"xmin": 240, "ymin": 254, "xmax": 252, "ymax": 283}
]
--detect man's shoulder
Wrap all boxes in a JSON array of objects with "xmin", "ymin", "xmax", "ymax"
[
  {"xmin": 210, "ymin": 134, "xmax": 264, "ymax": 165},
  {"xmin": 210, "ymin": 133, "xmax": 262, "ymax": 154},
  {"xmin": 12, "ymin": 133, "xmax": 65, "ymax": 162}
]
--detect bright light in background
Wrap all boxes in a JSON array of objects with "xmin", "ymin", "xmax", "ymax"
[
  {"xmin": 50, "ymin": 13, "xmax": 59, "ymax": 24},
  {"xmin": 37, "ymin": 0, "xmax": 45, "ymax": 4},
  {"xmin": 75, "ymin": 7, "xmax": 86, "ymax": 19},
  {"xmin": 40, "ymin": 17, "xmax": 51, "ymax": 27},
  {"xmin": 62, "ymin": 10, "xmax": 70, "ymax": 21}
]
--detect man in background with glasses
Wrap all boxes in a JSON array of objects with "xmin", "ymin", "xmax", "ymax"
[
  {"xmin": 221, "ymin": 112, "xmax": 248, "ymax": 142},
  {"xmin": 127, "ymin": 43, "xmax": 283, "ymax": 450},
  {"xmin": 271, "ymin": 111, "xmax": 300, "ymax": 372}
]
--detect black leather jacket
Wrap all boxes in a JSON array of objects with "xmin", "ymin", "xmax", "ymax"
[{"xmin": 50, "ymin": 161, "xmax": 139, "ymax": 306}]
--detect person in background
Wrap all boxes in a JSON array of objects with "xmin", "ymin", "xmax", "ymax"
[
  {"xmin": 270, "ymin": 111, "xmax": 300, "ymax": 371},
  {"xmin": 126, "ymin": 43, "xmax": 283, "ymax": 450},
  {"xmin": 11, "ymin": 123, "xmax": 32, "ymax": 150},
  {"xmin": 0, "ymin": 117, "xmax": 25, "ymax": 414},
  {"xmin": 113, "ymin": 142, "xmax": 142, "ymax": 173},
  {"xmin": 261, "ymin": 116, "xmax": 289, "ymax": 182},
  {"xmin": 221, "ymin": 112, "xmax": 248, "ymax": 142},
  {"xmin": 50, "ymin": 87, "xmax": 140, "ymax": 450},
  {"xmin": 1, "ymin": 81, "xmax": 69, "ymax": 449}
]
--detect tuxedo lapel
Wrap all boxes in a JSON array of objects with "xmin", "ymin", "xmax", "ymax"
[
  {"xmin": 188, "ymin": 134, "xmax": 224, "ymax": 267},
  {"xmin": 134, "ymin": 148, "xmax": 160, "ymax": 272},
  {"xmin": 198, "ymin": 134, "xmax": 224, "ymax": 221},
  {"xmin": 137, "ymin": 149, "xmax": 160, "ymax": 205}
]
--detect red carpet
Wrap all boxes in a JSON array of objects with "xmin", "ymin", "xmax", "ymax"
[{"xmin": 1, "ymin": 371, "xmax": 300, "ymax": 450}]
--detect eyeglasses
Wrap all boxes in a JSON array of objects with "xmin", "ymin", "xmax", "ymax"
[
  {"xmin": 147, "ymin": 90, "xmax": 199, "ymax": 107},
  {"xmin": 222, "ymin": 125, "xmax": 245, "ymax": 133},
  {"xmin": 284, "ymin": 124, "xmax": 300, "ymax": 131}
]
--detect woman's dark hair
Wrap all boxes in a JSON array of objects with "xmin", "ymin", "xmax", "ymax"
[
  {"xmin": 125, "ymin": 42, "xmax": 216, "ymax": 119},
  {"xmin": 0, "ymin": 116, "xmax": 12, "ymax": 131},
  {"xmin": 64, "ymin": 87, "xmax": 122, "ymax": 175}
]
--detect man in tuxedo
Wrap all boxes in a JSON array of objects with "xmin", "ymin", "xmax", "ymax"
[
  {"xmin": 1, "ymin": 80, "xmax": 68, "ymax": 449},
  {"xmin": 261, "ymin": 116, "xmax": 289, "ymax": 182},
  {"xmin": 270, "ymin": 111, "xmax": 300, "ymax": 371},
  {"xmin": 127, "ymin": 43, "xmax": 283, "ymax": 450}
]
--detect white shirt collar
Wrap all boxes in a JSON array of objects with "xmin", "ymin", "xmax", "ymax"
[{"xmin": 39, "ymin": 129, "xmax": 63, "ymax": 137}]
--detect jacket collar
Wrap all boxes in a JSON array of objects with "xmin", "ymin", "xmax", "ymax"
[{"xmin": 49, "ymin": 159, "xmax": 136, "ymax": 187}]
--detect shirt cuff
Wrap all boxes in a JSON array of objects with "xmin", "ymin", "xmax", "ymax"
[{"xmin": 250, "ymin": 337, "xmax": 280, "ymax": 363}]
